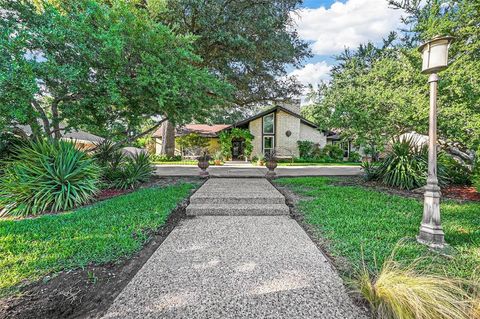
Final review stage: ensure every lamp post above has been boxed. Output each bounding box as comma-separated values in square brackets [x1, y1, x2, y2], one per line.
[417, 36, 454, 248]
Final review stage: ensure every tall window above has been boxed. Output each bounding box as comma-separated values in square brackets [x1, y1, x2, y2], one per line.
[263, 113, 274, 134]
[263, 136, 274, 155]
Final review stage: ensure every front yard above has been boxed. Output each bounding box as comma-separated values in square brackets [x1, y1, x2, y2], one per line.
[0, 182, 196, 297]
[274, 177, 480, 280]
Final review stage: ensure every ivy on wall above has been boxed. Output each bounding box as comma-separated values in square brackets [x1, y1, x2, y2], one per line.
[218, 128, 254, 159]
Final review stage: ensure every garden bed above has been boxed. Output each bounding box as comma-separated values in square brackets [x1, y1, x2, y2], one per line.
[0, 179, 201, 319]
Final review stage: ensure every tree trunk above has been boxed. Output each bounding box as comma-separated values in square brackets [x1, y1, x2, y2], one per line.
[51, 101, 61, 139]
[161, 120, 175, 157]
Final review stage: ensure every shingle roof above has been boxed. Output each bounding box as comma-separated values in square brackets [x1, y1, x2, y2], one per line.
[152, 124, 231, 138]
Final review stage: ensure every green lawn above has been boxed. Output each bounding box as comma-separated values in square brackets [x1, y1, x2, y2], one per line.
[276, 162, 361, 166]
[0, 183, 196, 296]
[274, 177, 480, 280]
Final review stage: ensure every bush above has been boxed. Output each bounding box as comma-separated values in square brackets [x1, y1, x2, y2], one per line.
[439, 154, 472, 186]
[323, 144, 344, 161]
[93, 140, 154, 189]
[473, 174, 480, 193]
[348, 151, 362, 162]
[151, 154, 182, 162]
[372, 137, 447, 190]
[355, 258, 472, 319]
[297, 140, 316, 158]
[0, 139, 100, 217]
[109, 153, 154, 190]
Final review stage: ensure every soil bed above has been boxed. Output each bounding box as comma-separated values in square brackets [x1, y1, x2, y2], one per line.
[0, 177, 203, 319]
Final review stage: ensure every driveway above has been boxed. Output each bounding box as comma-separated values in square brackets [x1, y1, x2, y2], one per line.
[154, 163, 362, 177]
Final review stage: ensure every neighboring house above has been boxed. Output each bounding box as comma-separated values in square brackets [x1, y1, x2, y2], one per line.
[152, 124, 230, 156]
[15, 124, 104, 150]
[152, 102, 328, 159]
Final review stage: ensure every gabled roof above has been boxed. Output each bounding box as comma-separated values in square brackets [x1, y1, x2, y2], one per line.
[15, 124, 104, 143]
[231, 105, 319, 129]
[152, 124, 231, 138]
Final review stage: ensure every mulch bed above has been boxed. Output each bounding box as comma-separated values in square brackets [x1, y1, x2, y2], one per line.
[0, 177, 203, 319]
[442, 185, 480, 201]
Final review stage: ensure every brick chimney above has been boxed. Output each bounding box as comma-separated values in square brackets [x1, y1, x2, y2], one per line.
[278, 99, 301, 115]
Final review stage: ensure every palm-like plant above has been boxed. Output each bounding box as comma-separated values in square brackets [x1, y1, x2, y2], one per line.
[0, 139, 100, 217]
[374, 136, 447, 190]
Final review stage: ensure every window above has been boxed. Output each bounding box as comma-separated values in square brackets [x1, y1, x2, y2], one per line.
[263, 113, 274, 134]
[263, 136, 274, 154]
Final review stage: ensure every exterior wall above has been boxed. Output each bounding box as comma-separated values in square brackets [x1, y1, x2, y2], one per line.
[299, 124, 326, 148]
[249, 117, 262, 158]
[275, 110, 300, 157]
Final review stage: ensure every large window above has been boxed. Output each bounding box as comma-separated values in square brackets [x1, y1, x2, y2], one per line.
[263, 113, 274, 134]
[263, 136, 274, 154]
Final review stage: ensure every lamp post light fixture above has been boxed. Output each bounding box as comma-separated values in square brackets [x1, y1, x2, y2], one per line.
[417, 35, 454, 248]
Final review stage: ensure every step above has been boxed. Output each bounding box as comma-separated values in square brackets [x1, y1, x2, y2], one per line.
[186, 203, 290, 216]
[189, 194, 285, 205]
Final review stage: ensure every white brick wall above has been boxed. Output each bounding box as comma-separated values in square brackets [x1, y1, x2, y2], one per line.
[249, 117, 262, 157]
[276, 110, 300, 157]
[300, 124, 327, 148]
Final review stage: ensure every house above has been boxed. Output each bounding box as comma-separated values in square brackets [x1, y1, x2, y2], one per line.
[152, 102, 329, 159]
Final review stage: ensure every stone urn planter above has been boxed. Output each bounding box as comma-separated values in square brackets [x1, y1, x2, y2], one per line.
[197, 153, 210, 177]
[264, 151, 277, 178]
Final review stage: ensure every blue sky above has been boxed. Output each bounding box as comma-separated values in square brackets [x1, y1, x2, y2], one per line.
[289, 0, 404, 92]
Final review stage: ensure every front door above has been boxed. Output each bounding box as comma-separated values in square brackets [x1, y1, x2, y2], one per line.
[232, 140, 244, 160]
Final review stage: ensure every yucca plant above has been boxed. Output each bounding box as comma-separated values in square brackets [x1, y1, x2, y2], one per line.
[0, 139, 100, 217]
[354, 258, 472, 319]
[110, 152, 154, 190]
[374, 136, 448, 190]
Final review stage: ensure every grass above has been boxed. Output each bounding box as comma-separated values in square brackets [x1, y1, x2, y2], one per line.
[274, 177, 480, 280]
[276, 162, 361, 166]
[0, 182, 196, 296]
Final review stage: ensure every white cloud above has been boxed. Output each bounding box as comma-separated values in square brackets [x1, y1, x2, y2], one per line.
[292, 0, 403, 55]
[289, 61, 332, 88]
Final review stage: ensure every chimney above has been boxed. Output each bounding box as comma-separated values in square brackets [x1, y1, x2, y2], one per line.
[278, 99, 301, 114]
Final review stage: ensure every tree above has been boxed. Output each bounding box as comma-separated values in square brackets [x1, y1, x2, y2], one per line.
[0, 0, 231, 140]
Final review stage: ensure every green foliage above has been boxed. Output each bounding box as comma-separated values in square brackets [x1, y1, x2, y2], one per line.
[473, 175, 480, 193]
[369, 137, 447, 190]
[109, 153, 154, 190]
[305, 0, 480, 155]
[274, 177, 480, 280]
[92, 141, 153, 189]
[176, 133, 210, 155]
[0, 0, 230, 139]
[297, 140, 316, 158]
[361, 161, 380, 181]
[159, 0, 310, 112]
[348, 151, 362, 162]
[0, 183, 196, 296]
[151, 154, 182, 162]
[439, 154, 472, 186]
[323, 144, 344, 161]
[218, 128, 253, 158]
[0, 139, 99, 217]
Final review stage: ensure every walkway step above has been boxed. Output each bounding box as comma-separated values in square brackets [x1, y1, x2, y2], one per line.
[186, 203, 289, 216]
[190, 193, 285, 205]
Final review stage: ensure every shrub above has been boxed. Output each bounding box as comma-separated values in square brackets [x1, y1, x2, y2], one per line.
[151, 154, 182, 162]
[93, 140, 154, 189]
[473, 174, 480, 193]
[323, 144, 344, 161]
[373, 137, 447, 190]
[297, 140, 316, 158]
[348, 151, 362, 162]
[0, 139, 100, 217]
[354, 259, 472, 319]
[439, 154, 472, 185]
[109, 153, 154, 190]
[361, 160, 379, 181]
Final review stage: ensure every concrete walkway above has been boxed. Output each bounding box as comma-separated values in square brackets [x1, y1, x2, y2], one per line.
[103, 179, 368, 319]
[155, 163, 362, 177]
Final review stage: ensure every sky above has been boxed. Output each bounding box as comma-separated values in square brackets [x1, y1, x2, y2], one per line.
[289, 0, 404, 91]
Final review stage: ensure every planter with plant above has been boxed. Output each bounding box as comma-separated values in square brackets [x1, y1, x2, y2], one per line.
[197, 152, 210, 176]
[213, 151, 223, 166]
[265, 151, 277, 177]
[256, 154, 265, 166]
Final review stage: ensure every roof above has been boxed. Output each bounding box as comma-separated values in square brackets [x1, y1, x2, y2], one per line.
[231, 105, 319, 130]
[15, 124, 104, 143]
[152, 124, 231, 138]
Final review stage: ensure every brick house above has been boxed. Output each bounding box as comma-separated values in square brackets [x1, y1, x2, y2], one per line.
[153, 102, 329, 159]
